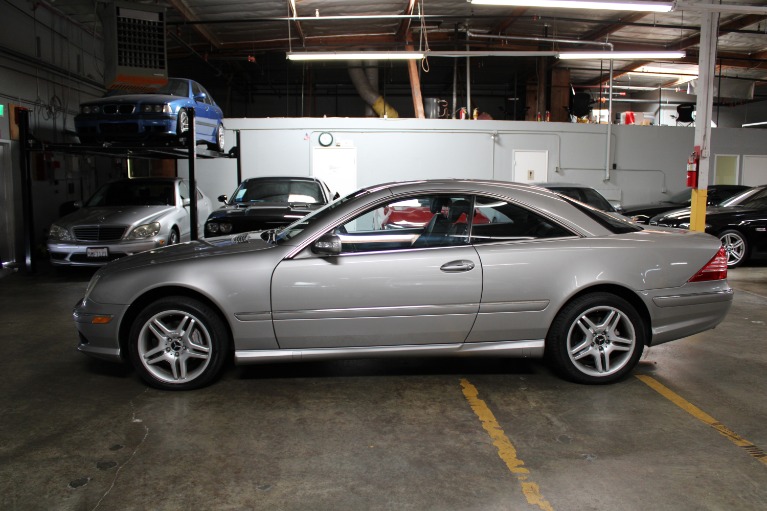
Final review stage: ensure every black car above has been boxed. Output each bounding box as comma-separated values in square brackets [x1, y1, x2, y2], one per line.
[537, 183, 617, 212]
[622, 185, 750, 224]
[204, 176, 336, 237]
[649, 184, 767, 267]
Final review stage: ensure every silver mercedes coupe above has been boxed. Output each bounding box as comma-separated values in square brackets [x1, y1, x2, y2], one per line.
[73, 180, 733, 390]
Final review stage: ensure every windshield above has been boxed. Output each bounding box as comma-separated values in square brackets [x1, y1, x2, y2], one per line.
[720, 187, 765, 207]
[734, 187, 767, 209]
[86, 180, 177, 207]
[668, 189, 692, 204]
[103, 79, 188, 98]
[231, 179, 324, 205]
[274, 188, 372, 242]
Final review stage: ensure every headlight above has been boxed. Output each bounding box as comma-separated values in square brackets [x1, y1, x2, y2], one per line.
[142, 104, 170, 113]
[206, 222, 232, 234]
[81, 105, 100, 114]
[128, 222, 161, 239]
[48, 224, 72, 241]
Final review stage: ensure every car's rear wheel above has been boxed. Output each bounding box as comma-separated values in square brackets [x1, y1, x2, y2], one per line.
[207, 124, 225, 152]
[719, 229, 748, 268]
[547, 293, 645, 384]
[128, 297, 229, 390]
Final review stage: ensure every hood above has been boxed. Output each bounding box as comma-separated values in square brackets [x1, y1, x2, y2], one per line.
[100, 232, 275, 272]
[209, 202, 321, 219]
[654, 205, 750, 223]
[57, 206, 174, 228]
[622, 201, 679, 213]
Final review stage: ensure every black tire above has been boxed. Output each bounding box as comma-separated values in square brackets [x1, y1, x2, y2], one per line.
[176, 108, 189, 144]
[719, 229, 749, 268]
[168, 227, 180, 246]
[546, 292, 645, 384]
[128, 296, 229, 390]
[207, 124, 225, 152]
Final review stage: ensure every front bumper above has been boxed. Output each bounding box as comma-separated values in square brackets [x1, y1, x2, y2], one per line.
[48, 238, 165, 267]
[75, 113, 178, 141]
[73, 298, 129, 362]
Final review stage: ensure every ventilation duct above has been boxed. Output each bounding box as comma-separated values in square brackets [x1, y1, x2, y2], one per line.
[99, 1, 167, 90]
[348, 62, 399, 118]
[687, 78, 754, 100]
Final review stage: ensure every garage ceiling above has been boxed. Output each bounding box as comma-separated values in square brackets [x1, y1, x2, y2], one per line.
[52, 0, 767, 110]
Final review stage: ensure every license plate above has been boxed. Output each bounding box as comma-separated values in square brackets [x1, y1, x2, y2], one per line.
[86, 247, 109, 258]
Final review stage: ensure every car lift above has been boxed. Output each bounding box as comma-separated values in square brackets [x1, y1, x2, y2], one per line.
[15, 107, 240, 273]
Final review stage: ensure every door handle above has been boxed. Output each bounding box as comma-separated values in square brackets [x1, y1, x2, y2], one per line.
[440, 260, 476, 272]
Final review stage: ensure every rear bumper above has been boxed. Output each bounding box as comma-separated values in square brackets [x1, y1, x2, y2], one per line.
[647, 287, 733, 345]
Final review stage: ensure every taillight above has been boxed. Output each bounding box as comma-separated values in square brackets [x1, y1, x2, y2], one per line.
[688, 246, 728, 282]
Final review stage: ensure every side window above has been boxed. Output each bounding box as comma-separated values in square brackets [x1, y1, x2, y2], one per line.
[178, 181, 190, 201]
[192, 83, 205, 103]
[333, 194, 473, 253]
[471, 196, 573, 244]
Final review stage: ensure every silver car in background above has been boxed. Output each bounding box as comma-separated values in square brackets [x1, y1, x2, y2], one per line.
[74, 180, 732, 390]
[48, 177, 212, 266]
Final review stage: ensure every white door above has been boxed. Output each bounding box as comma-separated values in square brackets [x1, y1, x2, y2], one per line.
[714, 155, 739, 185]
[512, 150, 548, 183]
[742, 155, 767, 186]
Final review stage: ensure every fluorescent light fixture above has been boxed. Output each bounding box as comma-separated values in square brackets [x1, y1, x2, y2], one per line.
[742, 121, 767, 128]
[287, 51, 425, 61]
[558, 51, 686, 60]
[468, 0, 673, 12]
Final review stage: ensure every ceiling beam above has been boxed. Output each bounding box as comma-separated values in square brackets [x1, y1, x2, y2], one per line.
[668, 14, 767, 51]
[287, 0, 306, 47]
[396, 0, 418, 41]
[580, 12, 649, 42]
[167, 0, 223, 49]
[491, 7, 529, 34]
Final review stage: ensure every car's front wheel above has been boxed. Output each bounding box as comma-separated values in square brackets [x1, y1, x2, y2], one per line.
[176, 108, 189, 143]
[719, 229, 748, 268]
[128, 297, 229, 390]
[547, 293, 645, 384]
[168, 227, 179, 246]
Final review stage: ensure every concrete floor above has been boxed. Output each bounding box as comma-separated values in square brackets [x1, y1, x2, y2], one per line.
[1, 262, 766, 511]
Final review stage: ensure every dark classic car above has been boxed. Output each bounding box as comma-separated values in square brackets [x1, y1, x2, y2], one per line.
[75, 78, 225, 151]
[204, 176, 336, 237]
[622, 185, 750, 224]
[649, 184, 767, 267]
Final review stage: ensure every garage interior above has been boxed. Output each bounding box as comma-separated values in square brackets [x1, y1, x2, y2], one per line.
[2, 0, 767, 510]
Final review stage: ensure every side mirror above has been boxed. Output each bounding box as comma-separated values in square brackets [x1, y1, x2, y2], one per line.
[182, 197, 191, 207]
[217, 194, 228, 203]
[194, 92, 208, 102]
[311, 234, 342, 256]
[332, 192, 340, 200]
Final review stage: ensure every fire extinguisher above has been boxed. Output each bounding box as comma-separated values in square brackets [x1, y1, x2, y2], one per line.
[686, 151, 699, 188]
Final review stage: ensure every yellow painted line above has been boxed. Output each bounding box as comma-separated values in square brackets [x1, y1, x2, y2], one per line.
[636, 375, 767, 466]
[460, 379, 554, 511]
